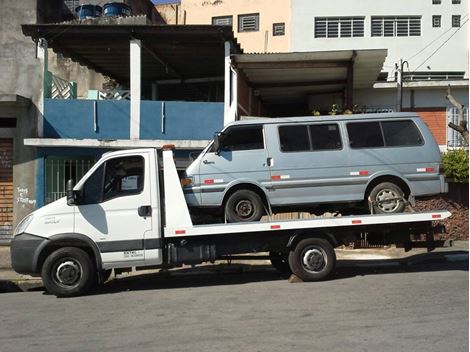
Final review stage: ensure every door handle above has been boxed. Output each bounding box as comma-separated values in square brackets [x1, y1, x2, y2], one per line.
[203, 160, 214, 164]
[266, 157, 273, 167]
[138, 205, 152, 217]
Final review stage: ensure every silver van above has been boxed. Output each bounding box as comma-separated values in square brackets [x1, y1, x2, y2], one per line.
[182, 112, 448, 222]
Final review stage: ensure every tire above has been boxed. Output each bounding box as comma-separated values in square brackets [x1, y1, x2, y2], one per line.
[41, 247, 96, 297]
[368, 182, 406, 214]
[269, 251, 292, 274]
[288, 238, 336, 281]
[225, 189, 264, 222]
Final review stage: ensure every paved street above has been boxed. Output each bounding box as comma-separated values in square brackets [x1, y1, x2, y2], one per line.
[0, 259, 468, 352]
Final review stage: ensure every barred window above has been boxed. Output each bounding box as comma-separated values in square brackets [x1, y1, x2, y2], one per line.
[452, 15, 461, 27]
[315, 17, 365, 38]
[432, 0, 441, 4]
[452, 0, 461, 4]
[238, 13, 259, 32]
[371, 16, 421, 37]
[212, 16, 233, 27]
[432, 15, 441, 28]
[273, 23, 285, 36]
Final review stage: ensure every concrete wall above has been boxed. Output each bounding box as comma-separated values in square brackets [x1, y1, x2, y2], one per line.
[180, 0, 291, 53]
[44, 99, 224, 140]
[291, 0, 469, 79]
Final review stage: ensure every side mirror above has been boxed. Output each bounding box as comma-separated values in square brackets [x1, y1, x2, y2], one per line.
[66, 179, 75, 206]
[213, 132, 224, 155]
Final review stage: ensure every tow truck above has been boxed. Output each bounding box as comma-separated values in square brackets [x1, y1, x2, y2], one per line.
[11, 146, 450, 297]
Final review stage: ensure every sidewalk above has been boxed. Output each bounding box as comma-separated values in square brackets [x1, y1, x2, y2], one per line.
[1, 241, 468, 293]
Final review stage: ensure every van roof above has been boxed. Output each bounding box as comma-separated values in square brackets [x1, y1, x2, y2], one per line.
[227, 112, 420, 127]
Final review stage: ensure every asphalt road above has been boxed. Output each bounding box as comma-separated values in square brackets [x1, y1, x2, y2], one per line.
[0, 259, 468, 352]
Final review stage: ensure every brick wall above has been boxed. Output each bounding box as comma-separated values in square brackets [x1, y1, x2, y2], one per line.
[410, 108, 447, 146]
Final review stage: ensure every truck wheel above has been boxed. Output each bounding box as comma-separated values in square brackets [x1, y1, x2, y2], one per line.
[225, 190, 264, 222]
[288, 238, 336, 281]
[269, 251, 291, 274]
[41, 247, 96, 297]
[368, 182, 406, 214]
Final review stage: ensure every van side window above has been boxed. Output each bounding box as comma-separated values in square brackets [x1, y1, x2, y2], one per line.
[382, 120, 423, 146]
[347, 122, 385, 148]
[310, 124, 342, 150]
[221, 126, 264, 151]
[279, 125, 310, 152]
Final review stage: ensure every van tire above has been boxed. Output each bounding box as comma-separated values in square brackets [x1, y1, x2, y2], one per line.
[368, 182, 406, 214]
[41, 247, 96, 297]
[288, 238, 336, 281]
[225, 189, 264, 222]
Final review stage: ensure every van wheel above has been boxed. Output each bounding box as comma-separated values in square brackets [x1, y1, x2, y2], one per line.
[288, 238, 336, 281]
[41, 247, 96, 297]
[269, 251, 292, 274]
[368, 182, 406, 214]
[225, 190, 264, 222]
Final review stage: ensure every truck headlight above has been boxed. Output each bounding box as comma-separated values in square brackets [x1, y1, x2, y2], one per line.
[14, 214, 34, 236]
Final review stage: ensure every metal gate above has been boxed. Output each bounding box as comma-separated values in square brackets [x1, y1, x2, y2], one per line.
[0, 139, 13, 236]
[45, 157, 96, 204]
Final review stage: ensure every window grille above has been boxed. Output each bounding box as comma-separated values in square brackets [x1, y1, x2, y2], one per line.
[273, 23, 285, 36]
[432, 0, 441, 4]
[452, 0, 460, 3]
[64, 0, 80, 13]
[315, 17, 364, 38]
[371, 16, 421, 37]
[447, 107, 469, 148]
[238, 13, 259, 32]
[433, 15, 441, 27]
[452, 15, 461, 27]
[212, 16, 232, 27]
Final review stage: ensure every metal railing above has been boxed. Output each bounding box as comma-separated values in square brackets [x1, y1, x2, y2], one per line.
[51, 74, 76, 99]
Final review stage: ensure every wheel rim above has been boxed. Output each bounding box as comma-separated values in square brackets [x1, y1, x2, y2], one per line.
[234, 199, 254, 219]
[53, 258, 83, 289]
[376, 188, 401, 213]
[301, 246, 327, 273]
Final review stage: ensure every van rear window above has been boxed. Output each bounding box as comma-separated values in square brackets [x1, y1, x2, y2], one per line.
[347, 120, 423, 148]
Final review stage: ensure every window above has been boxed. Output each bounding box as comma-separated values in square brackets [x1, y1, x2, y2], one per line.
[315, 17, 365, 38]
[279, 126, 310, 152]
[382, 121, 423, 146]
[433, 15, 441, 27]
[80, 156, 144, 204]
[238, 13, 259, 32]
[371, 16, 421, 37]
[279, 124, 342, 152]
[220, 126, 264, 151]
[212, 16, 233, 27]
[432, 0, 441, 4]
[347, 120, 423, 148]
[273, 23, 285, 36]
[452, 15, 461, 27]
[452, 0, 461, 3]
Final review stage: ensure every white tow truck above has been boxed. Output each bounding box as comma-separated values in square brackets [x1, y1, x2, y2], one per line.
[11, 146, 451, 297]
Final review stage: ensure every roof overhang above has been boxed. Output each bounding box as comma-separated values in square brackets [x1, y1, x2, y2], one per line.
[232, 49, 387, 104]
[22, 24, 242, 83]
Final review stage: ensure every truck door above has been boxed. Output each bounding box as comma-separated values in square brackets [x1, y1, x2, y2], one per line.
[74, 152, 158, 268]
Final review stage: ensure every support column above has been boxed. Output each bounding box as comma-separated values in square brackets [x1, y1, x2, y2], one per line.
[224, 41, 232, 126]
[345, 60, 354, 109]
[130, 39, 141, 139]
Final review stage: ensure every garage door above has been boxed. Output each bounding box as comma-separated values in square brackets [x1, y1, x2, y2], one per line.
[0, 139, 13, 236]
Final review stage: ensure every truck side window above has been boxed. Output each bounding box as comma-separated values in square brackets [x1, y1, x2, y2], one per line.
[279, 125, 310, 152]
[81, 164, 105, 205]
[102, 156, 144, 202]
[220, 126, 264, 151]
[382, 120, 424, 147]
[309, 124, 342, 150]
[347, 122, 385, 148]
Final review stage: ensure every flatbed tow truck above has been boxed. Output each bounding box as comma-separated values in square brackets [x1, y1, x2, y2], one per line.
[10, 147, 451, 297]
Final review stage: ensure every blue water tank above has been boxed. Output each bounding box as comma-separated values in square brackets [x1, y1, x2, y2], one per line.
[103, 3, 132, 17]
[75, 5, 103, 19]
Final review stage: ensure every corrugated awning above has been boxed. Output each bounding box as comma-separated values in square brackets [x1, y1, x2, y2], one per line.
[22, 24, 242, 83]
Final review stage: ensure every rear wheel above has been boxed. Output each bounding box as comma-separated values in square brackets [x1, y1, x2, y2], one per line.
[368, 182, 406, 214]
[288, 238, 336, 281]
[225, 189, 264, 222]
[41, 247, 96, 297]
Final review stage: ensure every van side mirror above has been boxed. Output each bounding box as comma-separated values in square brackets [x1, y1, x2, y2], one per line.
[66, 179, 76, 206]
[213, 132, 224, 155]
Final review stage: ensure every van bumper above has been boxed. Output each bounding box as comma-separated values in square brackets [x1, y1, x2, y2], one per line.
[10, 233, 49, 275]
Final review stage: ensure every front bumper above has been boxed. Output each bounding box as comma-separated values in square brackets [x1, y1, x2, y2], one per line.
[10, 233, 49, 275]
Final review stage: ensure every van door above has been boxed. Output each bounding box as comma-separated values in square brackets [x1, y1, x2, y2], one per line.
[74, 152, 158, 268]
[198, 125, 271, 206]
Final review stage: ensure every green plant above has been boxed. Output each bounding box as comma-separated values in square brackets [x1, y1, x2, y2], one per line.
[442, 149, 469, 182]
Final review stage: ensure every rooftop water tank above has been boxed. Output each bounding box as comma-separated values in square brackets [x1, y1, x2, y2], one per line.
[75, 5, 103, 20]
[103, 2, 132, 17]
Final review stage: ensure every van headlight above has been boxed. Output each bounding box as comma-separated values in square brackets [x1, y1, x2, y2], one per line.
[14, 214, 34, 236]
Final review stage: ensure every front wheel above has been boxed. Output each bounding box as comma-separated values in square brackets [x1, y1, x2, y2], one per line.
[288, 238, 336, 281]
[41, 247, 96, 297]
[225, 189, 264, 222]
